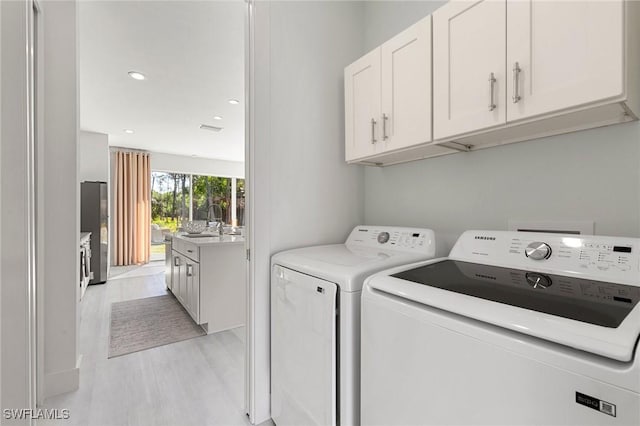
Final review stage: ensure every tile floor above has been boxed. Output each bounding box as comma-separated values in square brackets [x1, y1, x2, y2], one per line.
[40, 262, 250, 426]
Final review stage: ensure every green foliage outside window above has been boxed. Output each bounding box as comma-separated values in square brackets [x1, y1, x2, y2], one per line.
[151, 172, 245, 232]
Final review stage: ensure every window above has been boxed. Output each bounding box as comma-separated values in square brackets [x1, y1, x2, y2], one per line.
[151, 172, 191, 232]
[152, 172, 244, 229]
[191, 175, 232, 223]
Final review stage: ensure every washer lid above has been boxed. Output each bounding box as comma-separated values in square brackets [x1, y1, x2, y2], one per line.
[393, 260, 640, 328]
[272, 244, 432, 292]
[367, 258, 640, 362]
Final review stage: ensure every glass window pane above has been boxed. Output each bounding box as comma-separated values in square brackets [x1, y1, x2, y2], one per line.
[151, 171, 191, 232]
[191, 175, 232, 224]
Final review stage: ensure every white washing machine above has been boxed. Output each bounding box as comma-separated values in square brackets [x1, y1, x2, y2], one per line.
[361, 230, 640, 426]
[271, 226, 436, 426]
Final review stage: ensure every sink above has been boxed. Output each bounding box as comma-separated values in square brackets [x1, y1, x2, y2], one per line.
[183, 234, 219, 238]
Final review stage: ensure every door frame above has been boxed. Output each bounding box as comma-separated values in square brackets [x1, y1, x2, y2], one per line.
[244, 0, 272, 423]
[0, 0, 40, 415]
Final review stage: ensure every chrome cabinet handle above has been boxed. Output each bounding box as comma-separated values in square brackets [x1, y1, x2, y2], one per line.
[488, 72, 497, 111]
[382, 114, 389, 141]
[174, 256, 180, 266]
[187, 264, 193, 277]
[512, 62, 521, 103]
[371, 118, 378, 143]
[371, 118, 377, 144]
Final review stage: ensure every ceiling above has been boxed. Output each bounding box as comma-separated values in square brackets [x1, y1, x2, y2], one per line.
[79, 1, 245, 162]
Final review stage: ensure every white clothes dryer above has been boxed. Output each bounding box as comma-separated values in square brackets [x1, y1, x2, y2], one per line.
[271, 226, 436, 426]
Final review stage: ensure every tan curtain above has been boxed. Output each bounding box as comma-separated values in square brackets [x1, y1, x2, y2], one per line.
[113, 150, 151, 265]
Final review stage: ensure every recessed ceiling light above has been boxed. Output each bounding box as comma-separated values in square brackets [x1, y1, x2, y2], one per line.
[213, 115, 223, 120]
[124, 129, 135, 134]
[128, 71, 146, 80]
[200, 124, 223, 132]
[228, 99, 240, 105]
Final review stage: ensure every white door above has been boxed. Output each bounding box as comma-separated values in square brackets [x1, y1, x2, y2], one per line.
[506, 0, 624, 122]
[344, 48, 381, 161]
[271, 265, 338, 426]
[381, 16, 432, 151]
[433, 0, 507, 140]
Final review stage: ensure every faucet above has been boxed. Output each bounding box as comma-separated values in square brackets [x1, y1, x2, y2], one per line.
[207, 204, 224, 236]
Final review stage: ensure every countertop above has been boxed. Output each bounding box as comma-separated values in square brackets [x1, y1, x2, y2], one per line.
[173, 232, 245, 246]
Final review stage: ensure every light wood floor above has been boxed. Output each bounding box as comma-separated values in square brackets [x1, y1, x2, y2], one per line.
[40, 262, 250, 426]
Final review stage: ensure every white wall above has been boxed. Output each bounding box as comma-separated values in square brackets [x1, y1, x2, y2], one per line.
[79, 130, 109, 182]
[366, 123, 640, 256]
[249, 1, 365, 422]
[363, 0, 445, 51]
[42, 0, 80, 398]
[362, 1, 640, 256]
[151, 151, 244, 178]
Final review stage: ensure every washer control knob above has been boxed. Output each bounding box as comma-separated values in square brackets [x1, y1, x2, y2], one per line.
[377, 232, 390, 244]
[525, 242, 552, 260]
[525, 272, 552, 289]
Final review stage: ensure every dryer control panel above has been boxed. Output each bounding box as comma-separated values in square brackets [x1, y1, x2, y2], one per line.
[346, 226, 436, 256]
[449, 230, 640, 286]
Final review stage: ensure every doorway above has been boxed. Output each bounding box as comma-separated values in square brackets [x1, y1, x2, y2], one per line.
[38, 1, 250, 424]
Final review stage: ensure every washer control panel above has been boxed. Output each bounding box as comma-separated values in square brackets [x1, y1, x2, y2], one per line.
[346, 226, 435, 256]
[450, 230, 640, 286]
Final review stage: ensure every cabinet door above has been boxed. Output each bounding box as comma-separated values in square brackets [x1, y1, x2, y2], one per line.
[344, 48, 381, 161]
[381, 16, 432, 151]
[433, 0, 507, 140]
[186, 262, 200, 323]
[507, 0, 624, 122]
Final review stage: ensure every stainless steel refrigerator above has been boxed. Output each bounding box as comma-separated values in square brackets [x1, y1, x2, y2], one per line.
[81, 181, 108, 284]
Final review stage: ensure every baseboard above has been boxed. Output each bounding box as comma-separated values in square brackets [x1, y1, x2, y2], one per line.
[43, 357, 81, 398]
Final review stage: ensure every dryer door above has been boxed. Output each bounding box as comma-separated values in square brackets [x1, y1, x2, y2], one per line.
[271, 265, 338, 426]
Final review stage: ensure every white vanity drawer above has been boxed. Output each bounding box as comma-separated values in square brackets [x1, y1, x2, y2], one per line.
[174, 238, 199, 262]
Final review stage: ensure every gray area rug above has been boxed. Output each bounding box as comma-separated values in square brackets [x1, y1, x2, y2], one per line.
[109, 294, 205, 358]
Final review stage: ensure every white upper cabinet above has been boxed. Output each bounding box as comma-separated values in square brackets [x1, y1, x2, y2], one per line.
[344, 49, 381, 161]
[345, 16, 446, 164]
[380, 17, 432, 152]
[433, 0, 507, 140]
[506, 0, 625, 122]
[346, 0, 638, 166]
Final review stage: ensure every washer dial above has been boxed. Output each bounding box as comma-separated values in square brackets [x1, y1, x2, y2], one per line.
[377, 232, 390, 244]
[525, 242, 552, 260]
[525, 272, 552, 289]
